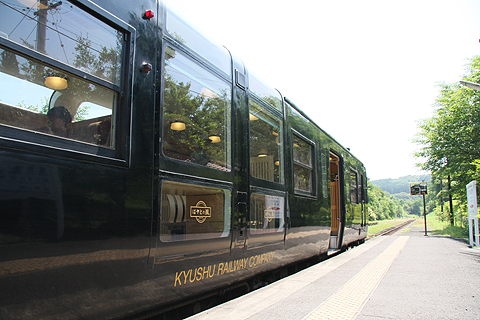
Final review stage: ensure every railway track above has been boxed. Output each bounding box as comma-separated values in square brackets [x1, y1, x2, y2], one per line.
[367, 219, 416, 239]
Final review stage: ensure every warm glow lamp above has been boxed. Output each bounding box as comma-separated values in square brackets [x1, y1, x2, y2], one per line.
[258, 149, 268, 157]
[209, 135, 221, 143]
[170, 121, 186, 131]
[44, 76, 68, 90]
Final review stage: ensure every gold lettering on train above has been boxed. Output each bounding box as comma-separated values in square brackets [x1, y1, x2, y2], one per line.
[173, 252, 275, 287]
[190, 201, 212, 223]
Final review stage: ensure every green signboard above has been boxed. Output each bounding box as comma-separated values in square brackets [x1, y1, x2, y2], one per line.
[410, 182, 427, 195]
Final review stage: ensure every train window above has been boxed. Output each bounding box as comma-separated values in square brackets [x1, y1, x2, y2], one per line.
[0, 0, 123, 86]
[0, 0, 128, 154]
[160, 181, 231, 242]
[321, 152, 328, 198]
[350, 169, 358, 204]
[250, 193, 284, 234]
[165, 8, 231, 76]
[162, 47, 231, 171]
[293, 133, 314, 194]
[249, 100, 283, 183]
[0, 48, 117, 149]
[362, 174, 368, 203]
[249, 72, 282, 112]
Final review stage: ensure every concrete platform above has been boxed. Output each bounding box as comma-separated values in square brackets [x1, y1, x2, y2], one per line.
[187, 224, 480, 320]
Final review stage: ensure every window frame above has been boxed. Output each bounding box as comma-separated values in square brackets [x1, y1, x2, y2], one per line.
[159, 40, 234, 180]
[249, 189, 286, 235]
[155, 177, 233, 259]
[349, 167, 359, 204]
[248, 94, 285, 188]
[0, 0, 134, 165]
[291, 129, 316, 198]
[363, 174, 369, 203]
[159, 179, 232, 243]
[165, 8, 231, 77]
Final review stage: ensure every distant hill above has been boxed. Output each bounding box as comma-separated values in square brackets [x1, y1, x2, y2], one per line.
[372, 174, 431, 198]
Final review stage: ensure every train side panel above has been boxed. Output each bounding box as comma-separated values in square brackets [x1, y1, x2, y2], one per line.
[0, 0, 158, 318]
[342, 155, 369, 246]
[0, 0, 368, 319]
[284, 101, 330, 259]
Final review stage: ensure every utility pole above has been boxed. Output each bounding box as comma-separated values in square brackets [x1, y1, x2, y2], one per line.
[440, 178, 443, 213]
[423, 193, 427, 236]
[34, 1, 63, 53]
[448, 175, 454, 226]
[34, 0, 49, 53]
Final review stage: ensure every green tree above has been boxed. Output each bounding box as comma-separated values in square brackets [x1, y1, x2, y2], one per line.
[162, 73, 230, 167]
[368, 182, 407, 221]
[17, 97, 49, 114]
[414, 55, 480, 217]
[73, 35, 121, 83]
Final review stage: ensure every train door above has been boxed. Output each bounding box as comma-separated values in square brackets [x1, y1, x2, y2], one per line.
[329, 152, 344, 250]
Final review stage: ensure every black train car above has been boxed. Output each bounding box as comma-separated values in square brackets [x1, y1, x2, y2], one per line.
[0, 0, 368, 318]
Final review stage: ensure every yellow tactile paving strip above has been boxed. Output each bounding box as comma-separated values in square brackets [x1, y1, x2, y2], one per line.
[304, 236, 409, 320]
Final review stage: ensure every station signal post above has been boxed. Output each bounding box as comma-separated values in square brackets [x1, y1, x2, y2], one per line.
[410, 182, 428, 236]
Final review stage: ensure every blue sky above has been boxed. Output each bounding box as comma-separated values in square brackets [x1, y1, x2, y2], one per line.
[167, 0, 480, 180]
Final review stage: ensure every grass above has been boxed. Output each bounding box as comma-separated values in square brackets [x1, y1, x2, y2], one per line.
[370, 215, 468, 239]
[426, 214, 468, 238]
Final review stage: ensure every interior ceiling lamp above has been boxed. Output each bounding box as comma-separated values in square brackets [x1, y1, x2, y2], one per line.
[44, 74, 68, 90]
[170, 120, 186, 131]
[17, 0, 48, 9]
[273, 131, 279, 144]
[258, 149, 268, 158]
[208, 135, 221, 143]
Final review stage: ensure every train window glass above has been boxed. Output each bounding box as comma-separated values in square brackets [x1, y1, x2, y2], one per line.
[249, 72, 282, 112]
[362, 174, 368, 203]
[0, 48, 116, 148]
[0, 0, 123, 85]
[163, 48, 231, 172]
[165, 8, 231, 76]
[160, 181, 231, 242]
[293, 134, 314, 194]
[250, 193, 284, 234]
[249, 100, 283, 183]
[321, 152, 328, 197]
[350, 169, 358, 204]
